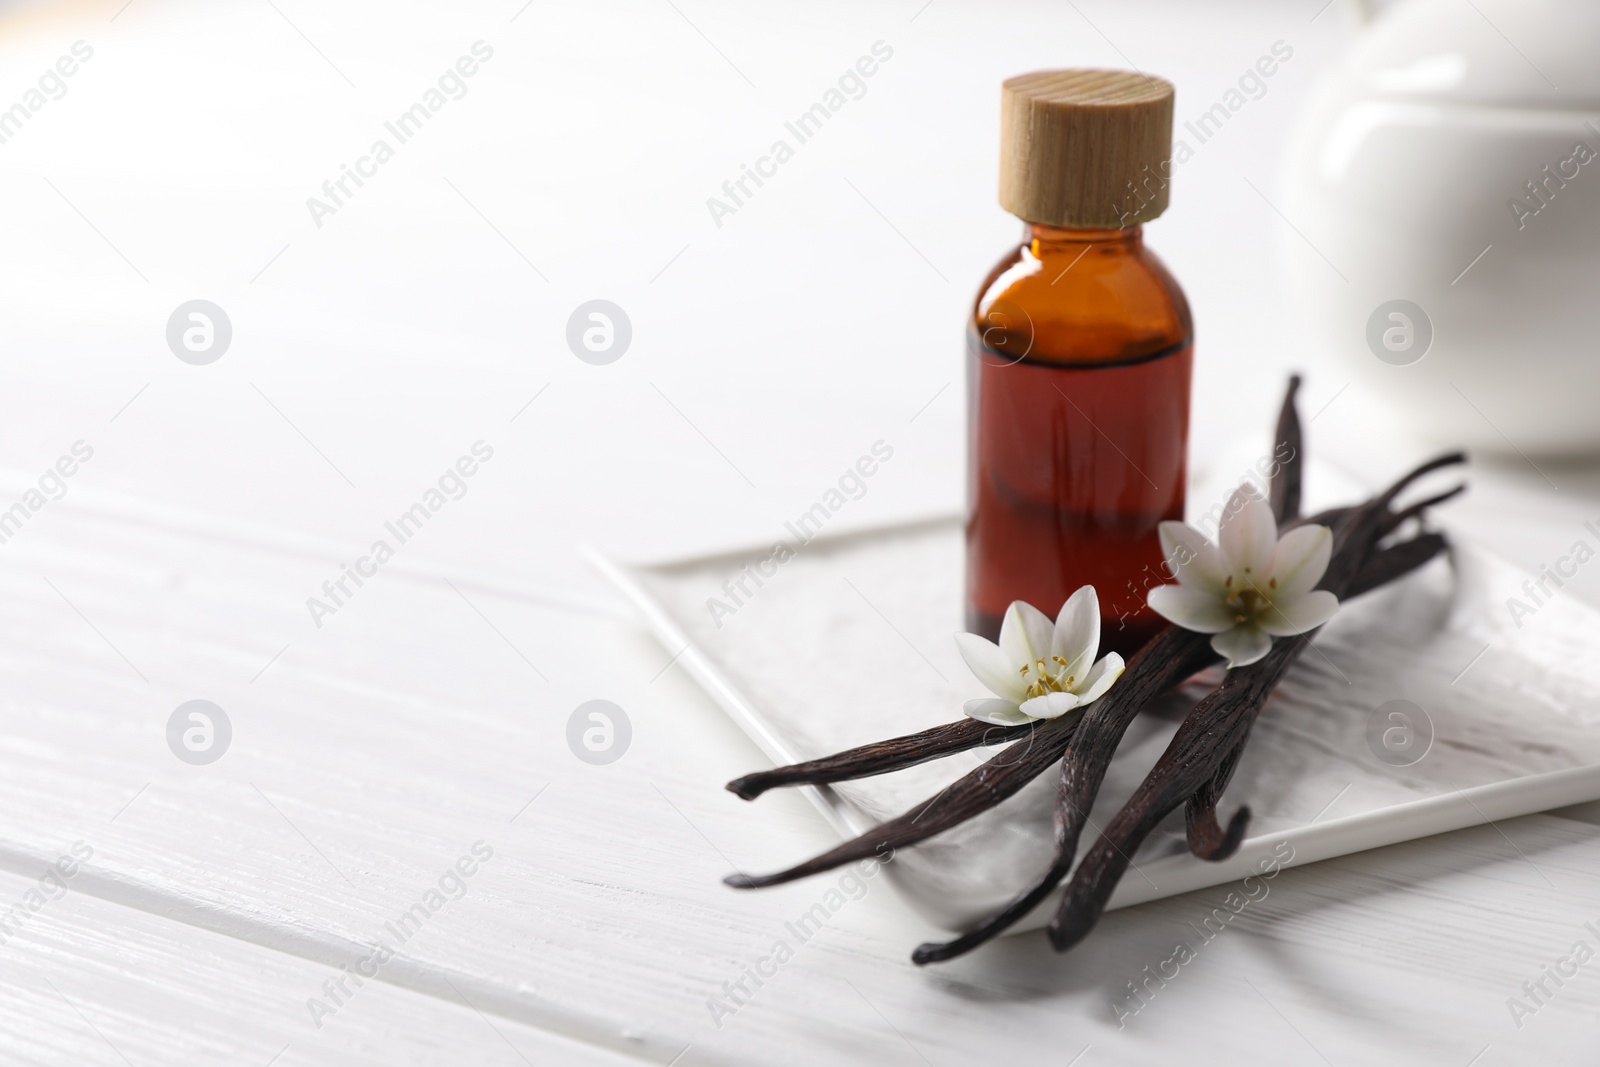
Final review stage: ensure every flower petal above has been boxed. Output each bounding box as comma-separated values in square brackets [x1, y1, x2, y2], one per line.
[1210, 623, 1272, 668]
[1269, 524, 1332, 595]
[1257, 589, 1340, 637]
[1148, 584, 1236, 634]
[1019, 691, 1081, 719]
[1051, 585, 1100, 685]
[1073, 652, 1125, 705]
[1218, 487, 1277, 582]
[1159, 521, 1227, 594]
[955, 632, 1027, 703]
[998, 601, 1054, 673]
[963, 698, 1035, 726]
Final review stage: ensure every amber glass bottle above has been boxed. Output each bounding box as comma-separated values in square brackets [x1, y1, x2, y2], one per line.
[966, 70, 1192, 657]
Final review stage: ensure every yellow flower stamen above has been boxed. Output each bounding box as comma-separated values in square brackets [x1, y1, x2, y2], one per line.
[1020, 656, 1078, 700]
[1223, 575, 1274, 625]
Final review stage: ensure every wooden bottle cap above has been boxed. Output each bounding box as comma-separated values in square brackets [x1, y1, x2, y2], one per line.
[999, 69, 1175, 228]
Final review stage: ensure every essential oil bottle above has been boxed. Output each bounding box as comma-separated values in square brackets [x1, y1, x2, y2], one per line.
[966, 70, 1193, 657]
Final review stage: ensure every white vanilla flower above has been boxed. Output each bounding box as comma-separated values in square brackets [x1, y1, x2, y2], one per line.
[955, 586, 1125, 726]
[1147, 486, 1340, 668]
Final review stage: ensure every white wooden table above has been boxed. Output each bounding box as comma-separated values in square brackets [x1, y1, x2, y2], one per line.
[2, 0, 1597, 1062]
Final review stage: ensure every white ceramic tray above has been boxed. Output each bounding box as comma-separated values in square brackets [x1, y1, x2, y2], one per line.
[590, 509, 1600, 935]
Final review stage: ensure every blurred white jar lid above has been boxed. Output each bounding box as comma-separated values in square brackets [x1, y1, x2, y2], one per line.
[1279, 0, 1600, 455]
[1341, 0, 1600, 109]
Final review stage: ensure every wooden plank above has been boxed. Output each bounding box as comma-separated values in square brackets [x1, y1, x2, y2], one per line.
[1, 499, 1598, 1063]
[1, 1, 1596, 1063]
[0, 866, 649, 1066]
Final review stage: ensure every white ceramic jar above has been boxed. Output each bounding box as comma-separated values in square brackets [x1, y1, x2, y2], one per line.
[1281, 0, 1600, 454]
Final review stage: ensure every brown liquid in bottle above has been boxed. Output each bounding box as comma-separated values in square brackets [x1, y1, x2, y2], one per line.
[966, 223, 1193, 657]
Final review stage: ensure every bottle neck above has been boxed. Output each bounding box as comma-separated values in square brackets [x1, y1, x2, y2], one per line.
[1023, 221, 1143, 257]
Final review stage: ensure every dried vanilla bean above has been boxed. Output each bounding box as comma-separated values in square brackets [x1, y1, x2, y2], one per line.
[736, 511, 1465, 908]
[725, 531, 1442, 808]
[721, 377, 1466, 969]
[725, 524, 1437, 816]
[723, 712, 1081, 889]
[912, 386, 1459, 963]
[726, 719, 1035, 801]
[1047, 452, 1466, 952]
[1183, 529, 1451, 859]
[1268, 374, 1303, 521]
[909, 521, 1449, 963]
[908, 623, 1214, 962]
[915, 377, 1315, 962]
[1186, 382, 1309, 862]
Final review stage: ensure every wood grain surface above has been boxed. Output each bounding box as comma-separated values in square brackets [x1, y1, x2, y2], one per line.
[2, 0, 1597, 1063]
